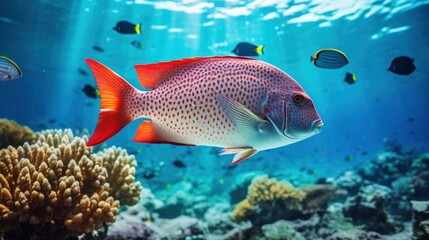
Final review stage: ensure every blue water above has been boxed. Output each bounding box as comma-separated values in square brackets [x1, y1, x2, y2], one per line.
[1, 0, 429, 189]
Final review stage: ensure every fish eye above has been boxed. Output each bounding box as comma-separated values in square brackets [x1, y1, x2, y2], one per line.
[293, 94, 304, 104]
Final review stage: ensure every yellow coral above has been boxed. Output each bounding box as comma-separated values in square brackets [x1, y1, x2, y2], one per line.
[231, 199, 253, 222]
[0, 118, 35, 149]
[0, 129, 141, 234]
[97, 146, 141, 205]
[232, 175, 306, 222]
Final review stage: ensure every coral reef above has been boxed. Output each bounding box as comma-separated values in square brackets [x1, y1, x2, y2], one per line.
[331, 171, 363, 196]
[160, 215, 209, 239]
[411, 201, 429, 240]
[155, 180, 215, 219]
[0, 129, 141, 239]
[343, 184, 400, 234]
[96, 146, 142, 206]
[107, 214, 167, 240]
[100, 148, 429, 240]
[231, 175, 306, 225]
[0, 118, 35, 149]
[326, 229, 384, 240]
[261, 220, 306, 240]
[229, 171, 265, 204]
[301, 184, 339, 214]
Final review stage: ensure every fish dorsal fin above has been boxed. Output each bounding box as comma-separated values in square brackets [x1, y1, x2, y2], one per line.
[134, 56, 256, 90]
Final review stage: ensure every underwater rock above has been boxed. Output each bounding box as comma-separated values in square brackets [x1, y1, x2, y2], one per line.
[353, 150, 429, 222]
[261, 220, 306, 240]
[155, 191, 187, 218]
[358, 151, 411, 186]
[212, 221, 252, 240]
[409, 153, 429, 200]
[386, 223, 413, 240]
[343, 184, 399, 234]
[325, 203, 354, 234]
[203, 202, 254, 240]
[411, 201, 429, 240]
[283, 214, 324, 240]
[0, 129, 141, 238]
[204, 203, 234, 234]
[124, 187, 164, 215]
[156, 181, 213, 219]
[107, 214, 167, 240]
[0, 118, 35, 149]
[160, 215, 209, 240]
[326, 229, 383, 240]
[156, 189, 210, 219]
[332, 171, 363, 196]
[391, 176, 412, 197]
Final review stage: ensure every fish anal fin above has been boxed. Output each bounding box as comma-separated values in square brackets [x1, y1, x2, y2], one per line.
[133, 120, 195, 146]
[135, 56, 256, 90]
[133, 120, 156, 143]
[223, 148, 257, 165]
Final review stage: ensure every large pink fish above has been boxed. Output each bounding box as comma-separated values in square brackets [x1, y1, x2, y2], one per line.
[85, 56, 323, 164]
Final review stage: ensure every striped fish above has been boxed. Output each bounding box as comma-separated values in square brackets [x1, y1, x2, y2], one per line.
[311, 48, 349, 69]
[0, 56, 22, 81]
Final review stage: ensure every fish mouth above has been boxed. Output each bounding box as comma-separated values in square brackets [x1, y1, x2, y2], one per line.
[311, 119, 324, 134]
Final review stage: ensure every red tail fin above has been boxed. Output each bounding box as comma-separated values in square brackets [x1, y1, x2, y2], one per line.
[85, 59, 136, 146]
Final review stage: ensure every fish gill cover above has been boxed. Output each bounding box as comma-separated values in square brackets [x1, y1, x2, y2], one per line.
[0, 0, 429, 239]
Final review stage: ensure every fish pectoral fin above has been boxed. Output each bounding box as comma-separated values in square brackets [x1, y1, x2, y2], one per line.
[216, 94, 266, 135]
[222, 148, 257, 165]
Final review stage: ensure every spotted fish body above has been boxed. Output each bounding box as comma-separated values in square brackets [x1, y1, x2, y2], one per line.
[85, 56, 323, 164]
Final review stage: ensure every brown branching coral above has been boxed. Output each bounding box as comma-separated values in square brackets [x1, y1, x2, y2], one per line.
[0, 118, 35, 149]
[97, 147, 141, 206]
[0, 129, 141, 237]
[232, 175, 306, 223]
[301, 184, 338, 214]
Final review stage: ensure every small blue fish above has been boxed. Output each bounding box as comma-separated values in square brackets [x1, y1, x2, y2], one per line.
[311, 48, 349, 69]
[388, 56, 415, 75]
[92, 45, 105, 52]
[232, 42, 264, 57]
[113, 21, 141, 34]
[82, 84, 100, 99]
[0, 56, 22, 81]
[131, 40, 143, 49]
[344, 72, 357, 84]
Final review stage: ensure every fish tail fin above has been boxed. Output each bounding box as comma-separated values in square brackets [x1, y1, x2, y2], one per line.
[135, 23, 141, 34]
[256, 45, 264, 55]
[85, 58, 137, 146]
